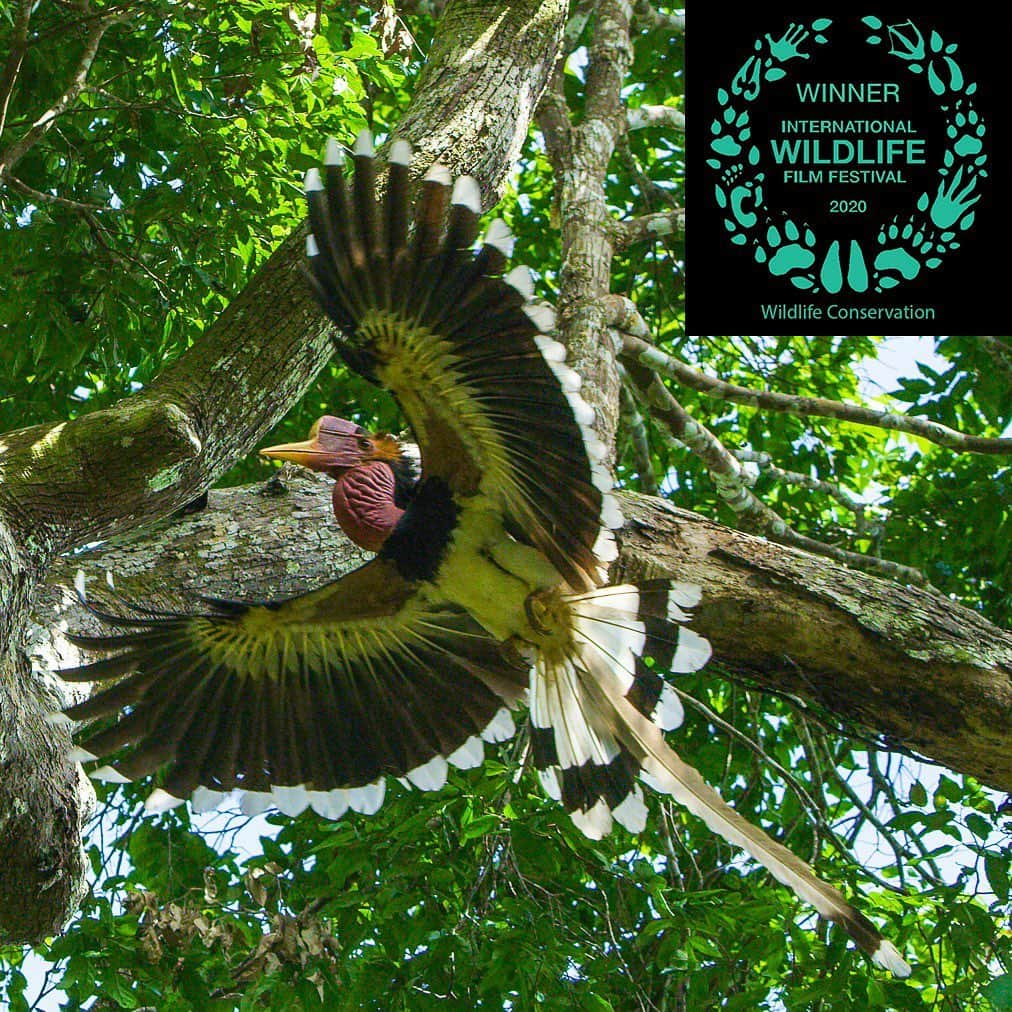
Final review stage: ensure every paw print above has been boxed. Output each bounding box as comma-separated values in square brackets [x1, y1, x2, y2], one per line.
[755, 218, 817, 288]
[873, 218, 929, 289]
[874, 216, 967, 290]
[948, 106, 986, 159]
[710, 106, 752, 159]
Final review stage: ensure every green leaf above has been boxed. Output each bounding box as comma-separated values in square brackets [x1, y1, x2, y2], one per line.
[984, 973, 1012, 1010]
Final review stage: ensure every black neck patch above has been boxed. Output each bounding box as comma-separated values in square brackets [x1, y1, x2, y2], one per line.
[390, 455, 419, 509]
[380, 476, 459, 583]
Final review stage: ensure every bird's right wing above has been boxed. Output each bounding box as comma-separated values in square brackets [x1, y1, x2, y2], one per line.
[58, 558, 528, 817]
[303, 133, 619, 592]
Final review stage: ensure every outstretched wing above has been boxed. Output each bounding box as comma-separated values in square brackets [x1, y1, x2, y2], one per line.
[59, 560, 527, 816]
[303, 132, 619, 592]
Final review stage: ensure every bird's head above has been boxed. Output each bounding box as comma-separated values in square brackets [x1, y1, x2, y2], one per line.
[260, 415, 403, 478]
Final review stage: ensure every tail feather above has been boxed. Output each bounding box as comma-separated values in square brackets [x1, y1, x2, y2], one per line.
[531, 580, 911, 977]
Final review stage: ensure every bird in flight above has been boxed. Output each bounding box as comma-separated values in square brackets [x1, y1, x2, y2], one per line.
[57, 131, 910, 977]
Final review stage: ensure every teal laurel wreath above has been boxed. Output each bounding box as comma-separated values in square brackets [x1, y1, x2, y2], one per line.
[707, 17, 988, 293]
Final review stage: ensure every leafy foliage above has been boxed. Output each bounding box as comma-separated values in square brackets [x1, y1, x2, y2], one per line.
[1, 2, 1010, 1010]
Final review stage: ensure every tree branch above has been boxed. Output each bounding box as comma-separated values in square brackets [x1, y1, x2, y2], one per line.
[609, 207, 685, 250]
[622, 331, 1012, 456]
[633, 1, 685, 33]
[615, 332, 929, 586]
[0, 7, 126, 179]
[626, 104, 684, 131]
[0, 0, 34, 140]
[5, 173, 120, 213]
[38, 471, 1012, 798]
[543, 0, 634, 454]
[618, 382, 658, 493]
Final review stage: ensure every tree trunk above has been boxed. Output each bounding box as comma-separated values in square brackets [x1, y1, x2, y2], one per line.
[0, 0, 568, 943]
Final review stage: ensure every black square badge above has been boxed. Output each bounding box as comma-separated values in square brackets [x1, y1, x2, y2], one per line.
[689, 6, 1009, 335]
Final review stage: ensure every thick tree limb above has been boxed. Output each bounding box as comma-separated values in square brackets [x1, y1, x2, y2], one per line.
[38, 471, 1012, 799]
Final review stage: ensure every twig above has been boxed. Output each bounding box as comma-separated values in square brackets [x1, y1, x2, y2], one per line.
[0, 7, 127, 177]
[821, 739, 945, 889]
[6, 174, 118, 214]
[0, 0, 34, 140]
[535, 62, 572, 167]
[732, 447, 880, 536]
[616, 333, 930, 585]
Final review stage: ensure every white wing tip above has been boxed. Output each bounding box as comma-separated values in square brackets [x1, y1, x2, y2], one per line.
[309, 790, 350, 821]
[538, 768, 562, 801]
[523, 302, 556, 333]
[504, 265, 534, 300]
[68, 745, 98, 763]
[600, 492, 624, 531]
[484, 218, 515, 257]
[534, 335, 566, 362]
[191, 787, 227, 814]
[569, 799, 612, 840]
[670, 627, 712, 673]
[447, 736, 485, 770]
[655, 683, 685, 731]
[593, 527, 619, 564]
[451, 175, 482, 214]
[271, 784, 310, 816]
[668, 582, 703, 611]
[324, 136, 345, 166]
[567, 391, 595, 428]
[91, 765, 131, 784]
[872, 940, 912, 978]
[145, 788, 185, 812]
[353, 129, 374, 157]
[240, 790, 273, 816]
[405, 755, 449, 792]
[611, 788, 649, 834]
[481, 707, 516, 743]
[424, 162, 452, 186]
[389, 138, 412, 165]
[347, 779, 386, 814]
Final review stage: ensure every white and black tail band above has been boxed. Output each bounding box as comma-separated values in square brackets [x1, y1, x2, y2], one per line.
[576, 655, 913, 978]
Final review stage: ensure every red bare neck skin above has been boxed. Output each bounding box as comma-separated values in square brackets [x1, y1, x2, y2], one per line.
[331, 461, 404, 551]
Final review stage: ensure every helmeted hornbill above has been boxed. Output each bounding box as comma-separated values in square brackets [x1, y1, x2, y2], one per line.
[56, 132, 910, 977]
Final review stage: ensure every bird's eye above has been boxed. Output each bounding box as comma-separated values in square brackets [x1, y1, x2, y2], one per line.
[358, 438, 372, 451]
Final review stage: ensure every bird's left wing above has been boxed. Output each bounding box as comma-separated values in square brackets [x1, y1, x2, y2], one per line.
[303, 133, 619, 592]
[58, 559, 527, 816]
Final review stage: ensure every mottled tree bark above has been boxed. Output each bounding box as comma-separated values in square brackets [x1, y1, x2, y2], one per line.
[540, 0, 634, 458]
[0, 0, 568, 943]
